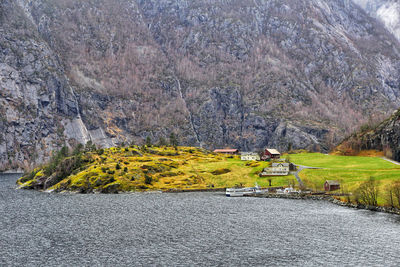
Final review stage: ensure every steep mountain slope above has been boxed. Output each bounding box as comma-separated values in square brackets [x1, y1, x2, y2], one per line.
[0, 0, 91, 170]
[2, 0, 400, 170]
[337, 108, 400, 161]
[353, 0, 400, 40]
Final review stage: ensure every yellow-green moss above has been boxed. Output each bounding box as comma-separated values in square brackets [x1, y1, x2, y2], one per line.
[27, 146, 293, 192]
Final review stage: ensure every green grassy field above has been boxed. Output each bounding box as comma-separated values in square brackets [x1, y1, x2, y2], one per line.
[289, 153, 400, 205]
[288, 153, 396, 169]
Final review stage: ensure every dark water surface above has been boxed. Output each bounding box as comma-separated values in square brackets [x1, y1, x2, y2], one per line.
[1, 173, 400, 266]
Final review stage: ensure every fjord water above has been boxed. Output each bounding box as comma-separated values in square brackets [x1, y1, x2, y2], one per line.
[1, 174, 400, 266]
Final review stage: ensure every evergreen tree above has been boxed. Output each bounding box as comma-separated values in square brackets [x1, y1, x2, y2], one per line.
[158, 136, 167, 147]
[59, 146, 69, 157]
[146, 136, 152, 147]
[73, 143, 84, 156]
[85, 140, 96, 152]
[129, 140, 135, 147]
[169, 132, 178, 149]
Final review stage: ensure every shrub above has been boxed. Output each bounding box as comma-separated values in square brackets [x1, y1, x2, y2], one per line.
[140, 163, 170, 173]
[245, 162, 260, 167]
[211, 168, 231, 175]
[116, 163, 121, 170]
[144, 175, 153, 185]
[19, 170, 37, 184]
[123, 167, 128, 172]
[98, 149, 104, 155]
[138, 185, 148, 189]
[107, 170, 115, 175]
[158, 171, 179, 177]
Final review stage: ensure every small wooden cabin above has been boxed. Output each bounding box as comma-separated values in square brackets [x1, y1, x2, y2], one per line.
[213, 149, 239, 155]
[324, 180, 340, 191]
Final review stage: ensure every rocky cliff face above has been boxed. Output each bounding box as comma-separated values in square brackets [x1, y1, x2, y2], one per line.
[353, 0, 400, 41]
[2, 0, 400, 170]
[0, 0, 91, 170]
[337, 108, 400, 161]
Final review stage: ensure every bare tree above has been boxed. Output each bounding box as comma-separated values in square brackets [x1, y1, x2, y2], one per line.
[355, 177, 379, 206]
[385, 184, 395, 208]
[389, 181, 400, 208]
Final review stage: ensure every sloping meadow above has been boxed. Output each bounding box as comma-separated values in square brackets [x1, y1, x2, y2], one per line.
[17, 146, 293, 193]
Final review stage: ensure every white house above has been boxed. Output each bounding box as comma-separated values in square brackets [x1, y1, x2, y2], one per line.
[259, 162, 289, 176]
[240, 152, 260, 161]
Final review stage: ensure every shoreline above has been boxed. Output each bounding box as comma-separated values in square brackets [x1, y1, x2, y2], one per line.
[253, 193, 400, 216]
[0, 171, 24, 174]
[163, 188, 226, 193]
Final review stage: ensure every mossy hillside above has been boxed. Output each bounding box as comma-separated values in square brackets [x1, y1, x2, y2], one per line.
[17, 146, 294, 192]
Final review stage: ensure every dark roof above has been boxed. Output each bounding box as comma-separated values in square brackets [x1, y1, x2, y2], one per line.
[325, 180, 340, 185]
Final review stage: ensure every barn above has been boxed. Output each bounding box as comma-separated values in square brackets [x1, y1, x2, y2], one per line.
[261, 148, 281, 160]
[324, 180, 340, 191]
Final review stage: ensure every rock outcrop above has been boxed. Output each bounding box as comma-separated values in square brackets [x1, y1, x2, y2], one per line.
[0, 0, 91, 170]
[2, 0, 400, 169]
[337, 109, 400, 161]
[353, 0, 400, 41]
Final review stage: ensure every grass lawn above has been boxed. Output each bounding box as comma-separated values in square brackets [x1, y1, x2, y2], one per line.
[289, 152, 400, 205]
[178, 157, 296, 188]
[288, 153, 396, 169]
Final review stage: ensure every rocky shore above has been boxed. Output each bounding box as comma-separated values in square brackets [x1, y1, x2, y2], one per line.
[254, 193, 400, 216]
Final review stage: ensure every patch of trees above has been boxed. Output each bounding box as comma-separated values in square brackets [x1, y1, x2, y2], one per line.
[140, 133, 179, 150]
[41, 141, 97, 180]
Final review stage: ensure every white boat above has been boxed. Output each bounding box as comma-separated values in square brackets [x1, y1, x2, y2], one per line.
[226, 185, 262, 197]
[276, 187, 298, 194]
[283, 187, 298, 194]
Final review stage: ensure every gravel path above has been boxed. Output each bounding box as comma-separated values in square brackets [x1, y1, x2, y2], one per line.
[293, 165, 322, 188]
[381, 157, 400, 166]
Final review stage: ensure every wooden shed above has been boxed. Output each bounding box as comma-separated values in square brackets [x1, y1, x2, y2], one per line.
[324, 180, 340, 191]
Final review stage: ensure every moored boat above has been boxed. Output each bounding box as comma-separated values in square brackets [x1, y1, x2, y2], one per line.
[226, 185, 262, 197]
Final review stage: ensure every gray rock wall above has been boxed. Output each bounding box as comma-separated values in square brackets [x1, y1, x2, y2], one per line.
[2, 0, 400, 169]
[0, 0, 90, 170]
